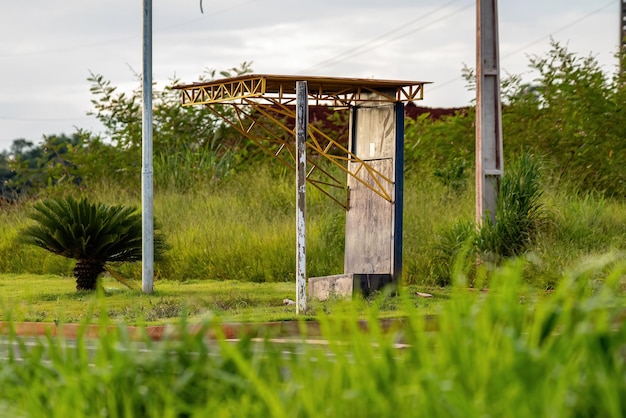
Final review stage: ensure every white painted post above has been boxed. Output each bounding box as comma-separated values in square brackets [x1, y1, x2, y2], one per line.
[142, 0, 154, 294]
[476, 0, 503, 226]
[295, 81, 308, 314]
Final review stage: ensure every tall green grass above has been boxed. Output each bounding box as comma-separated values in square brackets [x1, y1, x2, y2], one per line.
[423, 153, 626, 288]
[153, 166, 345, 282]
[402, 172, 474, 285]
[479, 152, 546, 258]
[423, 153, 546, 286]
[3, 158, 626, 288]
[0, 258, 624, 417]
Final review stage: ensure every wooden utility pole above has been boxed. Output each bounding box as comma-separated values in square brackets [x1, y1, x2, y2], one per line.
[476, 0, 503, 225]
[295, 81, 308, 314]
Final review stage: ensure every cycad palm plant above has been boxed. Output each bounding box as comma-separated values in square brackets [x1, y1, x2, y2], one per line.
[21, 196, 168, 291]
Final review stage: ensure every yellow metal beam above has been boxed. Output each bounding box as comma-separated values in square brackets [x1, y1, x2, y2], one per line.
[259, 100, 395, 202]
[205, 102, 349, 208]
[176, 74, 428, 107]
[181, 76, 266, 105]
[174, 74, 429, 207]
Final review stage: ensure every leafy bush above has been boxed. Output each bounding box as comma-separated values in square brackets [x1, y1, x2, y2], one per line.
[408, 40, 626, 197]
[2, 64, 255, 198]
[405, 110, 474, 177]
[433, 156, 469, 194]
[502, 40, 626, 196]
[20, 196, 168, 290]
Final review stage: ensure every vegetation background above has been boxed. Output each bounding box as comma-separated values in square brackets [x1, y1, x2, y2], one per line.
[1, 41, 626, 291]
[0, 40, 625, 418]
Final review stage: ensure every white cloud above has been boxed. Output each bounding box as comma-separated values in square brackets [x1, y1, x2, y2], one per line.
[0, 0, 619, 151]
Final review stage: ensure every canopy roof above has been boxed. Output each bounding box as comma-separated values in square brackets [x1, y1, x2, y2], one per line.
[173, 74, 430, 107]
[172, 74, 431, 207]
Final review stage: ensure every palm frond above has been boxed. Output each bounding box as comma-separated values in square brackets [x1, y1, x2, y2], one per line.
[20, 196, 168, 264]
[104, 265, 139, 290]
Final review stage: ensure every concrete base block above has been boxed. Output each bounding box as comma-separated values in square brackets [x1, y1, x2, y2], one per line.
[308, 274, 354, 301]
[308, 273, 395, 301]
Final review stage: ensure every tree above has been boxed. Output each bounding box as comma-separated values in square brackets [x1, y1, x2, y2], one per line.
[442, 40, 626, 196]
[501, 40, 625, 195]
[0, 138, 42, 200]
[20, 196, 168, 291]
[86, 63, 254, 190]
[0, 150, 15, 200]
[4, 134, 85, 197]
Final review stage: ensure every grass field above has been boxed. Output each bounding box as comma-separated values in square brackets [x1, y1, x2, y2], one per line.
[0, 273, 451, 324]
[4, 165, 626, 291]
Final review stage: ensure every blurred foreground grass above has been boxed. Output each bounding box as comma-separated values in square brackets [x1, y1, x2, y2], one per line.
[0, 257, 624, 417]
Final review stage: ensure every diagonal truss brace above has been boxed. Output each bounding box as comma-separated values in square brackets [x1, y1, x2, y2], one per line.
[203, 99, 394, 209]
[179, 75, 425, 107]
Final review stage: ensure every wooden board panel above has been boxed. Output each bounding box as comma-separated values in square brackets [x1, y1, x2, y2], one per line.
[344, 158, 393, 274]
[352, 105, 396, 160]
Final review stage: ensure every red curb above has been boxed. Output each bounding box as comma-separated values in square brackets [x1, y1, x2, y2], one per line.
[0, 322, 57, 337]
[0, 317, 429, 341]
[0, 321, 321, 340]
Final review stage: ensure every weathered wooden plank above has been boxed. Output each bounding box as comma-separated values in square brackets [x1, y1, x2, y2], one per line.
[352, 106, 396, 160]
[345, 158, 393, 275]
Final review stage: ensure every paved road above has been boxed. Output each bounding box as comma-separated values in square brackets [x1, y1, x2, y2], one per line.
[0, 335, 346, 364]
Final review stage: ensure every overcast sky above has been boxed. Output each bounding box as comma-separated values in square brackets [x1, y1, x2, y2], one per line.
[0, 0, 618, 152]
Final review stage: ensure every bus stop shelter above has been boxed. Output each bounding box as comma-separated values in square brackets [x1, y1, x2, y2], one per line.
[174, 74, 429, 311]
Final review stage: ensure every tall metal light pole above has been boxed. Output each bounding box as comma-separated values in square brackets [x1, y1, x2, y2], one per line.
[142, 0, 154, 293]
[476, 0, 503, 226]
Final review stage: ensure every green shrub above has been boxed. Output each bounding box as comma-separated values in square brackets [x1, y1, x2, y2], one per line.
[428, 219, 476, 286]
[427, 153, 547, 286]
[20, 196, 168, 290]
[433, 156, 470, 194]
[479, 152, 546, 259]
[502, 40, 626, 196]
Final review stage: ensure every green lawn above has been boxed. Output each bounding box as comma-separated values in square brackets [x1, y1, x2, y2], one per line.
[0, 273, 450, 324]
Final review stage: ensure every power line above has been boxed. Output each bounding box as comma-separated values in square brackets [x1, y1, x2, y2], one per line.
[303, 1, 473, 73]
[0, 115, 94, 122]
[300, 0, 468, 74]
[503, 0, 615, 60]
[0, 0, 261, 59]
[429, 0, 615, 93]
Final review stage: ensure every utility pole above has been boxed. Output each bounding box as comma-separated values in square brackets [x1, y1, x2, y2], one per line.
[620, 0, 626, 74]
[475, 0, 503, 226]
[142, 0, 154, 293]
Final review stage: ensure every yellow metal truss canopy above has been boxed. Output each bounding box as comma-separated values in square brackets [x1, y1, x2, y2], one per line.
[173, 74, 430, 208]
[174, 74, 429, 106]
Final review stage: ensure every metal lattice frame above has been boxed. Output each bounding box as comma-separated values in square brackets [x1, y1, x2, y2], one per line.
[174, 74, 428, 207]
[178, 74, 425, 107]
